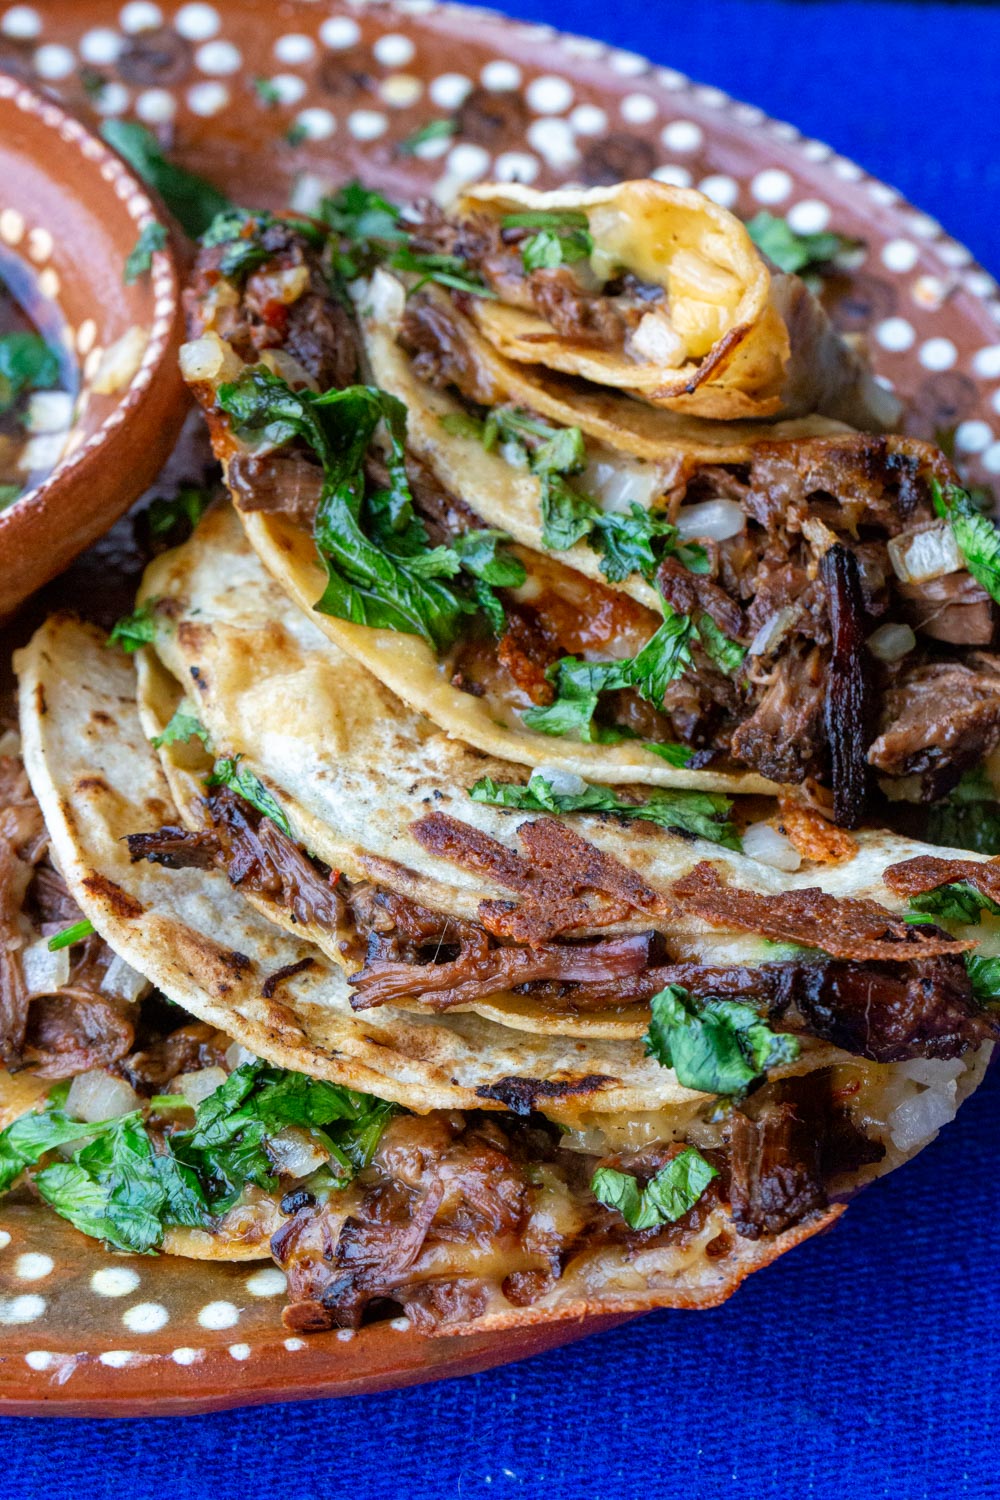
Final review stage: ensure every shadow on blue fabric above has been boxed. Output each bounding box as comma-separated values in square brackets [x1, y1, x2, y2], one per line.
[4, 3, 1000, 1498]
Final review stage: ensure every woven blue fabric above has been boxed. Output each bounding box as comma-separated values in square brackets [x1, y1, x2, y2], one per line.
[5, 4, 1000, 1496]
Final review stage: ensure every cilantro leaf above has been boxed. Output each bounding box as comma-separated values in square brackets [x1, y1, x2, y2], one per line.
[47, 919, 94, 952]
[206, 756, 292, 836]
[0, 332, 60, 415]
[124, 221, 168, 284]
[745, 211, 857, 276]
[388, 245, 497, 299]
[151, 706, 210, 751]
[931, 478, 1000, 605]
[200, 207, 324, 282]
[0, 1099, 121, 1193]
[107, 600, 160, 653]
[907, 882, 1000, 925]
[965, 952, 1000, 1004]
[0, 484, 21, 511]
[469, 771, 740, 848]
[644, 984, 800, 1096]
[218, 370, 522, 648]
[925, 770, 1000, 855]
[697, 614, 746, 677]
[591, 1147, 718, 1230]
[100, 121, 231, 239]
[146, 483, 214, 545]
[521, 226, 594, 272]
[398, 118, 458, 155]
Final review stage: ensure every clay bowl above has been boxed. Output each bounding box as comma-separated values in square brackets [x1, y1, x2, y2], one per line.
[0, 76, 188, 620]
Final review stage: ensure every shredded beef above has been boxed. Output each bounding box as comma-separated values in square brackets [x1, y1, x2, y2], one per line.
[729, 648, 826, 784]
[672, 861, 972, 961]
[784, 956, 998, 1062]
[656, 556, 745, 639]
[121, 1020, 227, 1094]
[728, 1075, 883, 1239]
[868, 657, 1000, 788]
[398, 294, 501, 404]
[227, 449, 324, 526]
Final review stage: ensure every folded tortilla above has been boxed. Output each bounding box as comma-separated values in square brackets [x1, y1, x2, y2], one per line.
[447, 181, 897, 427]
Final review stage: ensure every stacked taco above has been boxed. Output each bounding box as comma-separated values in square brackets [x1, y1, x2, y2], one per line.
[4, 178, 999, 1338]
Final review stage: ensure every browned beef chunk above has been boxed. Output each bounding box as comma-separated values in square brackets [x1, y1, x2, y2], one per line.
[1, 757, 52, 1066]
[526, 267, 624, 344]
[897, 572, 996, 646]
[227, 449, 324, 526]
[787, 955, 999, 1062]
[729, 1075, 883, 1240]
[821, 544, 873, 828]
[868, 657, 1000, 786]
[22, 993, 134, 1080]
[398, 294, 501, 404]
[126, 824, 220, 870]
[729, 647, 826, 783]
[656, 556, 745, 639]
[121, 1020, 227, 1094]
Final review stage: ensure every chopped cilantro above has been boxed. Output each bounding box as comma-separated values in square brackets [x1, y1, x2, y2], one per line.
[151, 706, 210, 752]
[217, 370, 524, 649]
[398, 118, 458, 155]
[206, 755, 292, 836]
[469, 771, 740, 849]
[965, 951, 1000, 1004]
[745, 211, 858, 276]
[907, 882, 1000, 925]
[0, 1062, 398, 1252]
[146, 483, 214, 544]
[520, 225, 594, 273]
[46, 919, 95, 953]
[0, 332, 60, 416]
[253, 76, 282, 107]
[107, 600, 160, 654]
[644, 983, 800, 1096]
[522, 606, 694, 740]
[100, 121, 230, 239]
[388, 245, 497, 299]
[124, 221, 168, 284]
[591, 1146, 717, 1230]
[697, 614, 746, 677]
[925, 770, 1000, 855]
[0, 484, 22, 511]
[932, 478, 1000, 605]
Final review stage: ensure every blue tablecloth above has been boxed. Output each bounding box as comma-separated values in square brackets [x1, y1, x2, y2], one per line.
[6, 3, 1000, 1496]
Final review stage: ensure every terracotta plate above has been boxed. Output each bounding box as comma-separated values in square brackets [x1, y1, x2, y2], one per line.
[2, 0, 1000, 1416]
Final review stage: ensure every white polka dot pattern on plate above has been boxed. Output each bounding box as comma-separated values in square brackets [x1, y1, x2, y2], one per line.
[430, 73, 472, 109]
[373, 33, 415, 67]
[0, 1295, 46, 1325]
[569, 103, 607, 136]
[198, 1300, 240, 1330]
[751, 168, 792, 204]
[174, 3, 220, 41]
[480, 59, 521, 91]
[13, 1253, 53, 1282]
[882, 239, 920, 273]
[33, 45, 75, 81]
[525, 74, 574, 115]
[319, 16, 360, 50]
[245, 1268, 287, 1298]
[1, 7, 42, 39]
[196, 39, 241, 75]
[0, 1230, 11, 1251]
[919, 337, 957, 371]
[983, 442, 1000, 475]
[295, 106, 337, 140]
[653, 164, 692, 188]
[526, 117, 578, 169]
[875, 317, 917, 352]
[348, 109, 387, 141]
[186, 81, 228, 116]
[621, 92, 657, 124]
[273, 32, 315, 65]
[91, 1267, 141, 1298]
[228, 1343, 252, 1361]
[99, 1350, 134, 1368]
[122, 1301, 169, 1334]
[697, 173, 738, 206]
[119, 2, 162, 32]
[955, 420, 994, 454]
[786, 199, 831, 235]
[284, 1337, 306, 1352]
[80, 28, 123, 64]
[171, 1347, 201, 1365]
[494, 150, 539, 183]
[972, 346, 1000, 378]
[660, 120, 703, 153]
[136, 88, 176, 123]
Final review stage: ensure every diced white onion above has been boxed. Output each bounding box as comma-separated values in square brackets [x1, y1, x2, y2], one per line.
[364, 266, 406, 327]
[91, 325, 149, 395]
[178, 332, 244, 386]
[888, 524, 964, 584]
[887, 1087, 956, 1152]
[627, 310, 686, 368]
[675, 498, 746, 543]
[748, 606, 795, 659]
[225, 1041, 260, 1072]
[258, 347, 317, 391]
[24, 390, 74, 434]
[100, 953, 151, 1004]
[581, 455, 665, 515]
[533, 766, 586, 797]
[867, 622, 916, 663]
[0, 729, 20, 758]
[266, 1126, 330, 1180]
[742, 821, 802, 872]
[66, 1069, 141, 1123]
[895, 1057, 964, 1088]
[289, 171, 333, 216]
[21, 938, 70, 994]
[172, 1066, 228, 1106]
[18, 431, 68, 474]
